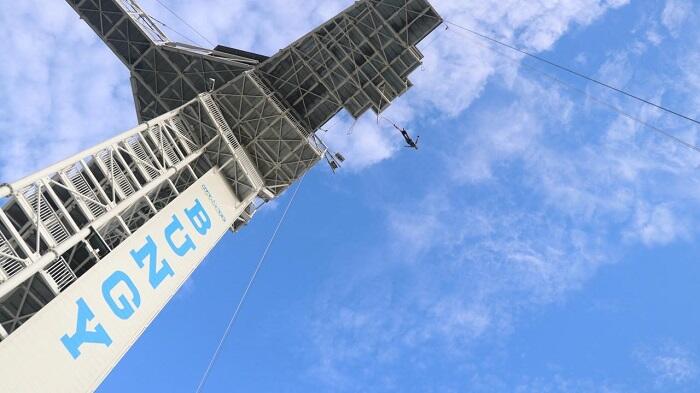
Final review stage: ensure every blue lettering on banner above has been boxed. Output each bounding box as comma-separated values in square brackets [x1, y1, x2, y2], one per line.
[165, 215, 197, 256]
[102, 271, 141, 320]
[131, 235, 174, 289]
[186, 199, 213, 235]
[60, 196, 214, 359]
[201, 184, 226, 223]
[60, 298, 113, 359]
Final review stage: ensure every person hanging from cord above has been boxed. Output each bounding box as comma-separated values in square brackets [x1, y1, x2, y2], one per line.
[392, 123, 420, 150]
[378, 116, 420, 150]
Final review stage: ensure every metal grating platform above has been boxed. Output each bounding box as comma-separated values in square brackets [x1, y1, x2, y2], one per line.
[257, 0, 443, 131]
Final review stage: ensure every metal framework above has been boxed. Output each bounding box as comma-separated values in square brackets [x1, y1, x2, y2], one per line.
[258, 0, 440, 130]
[0, 0, 441, 342]
[65, 0, 261, 123]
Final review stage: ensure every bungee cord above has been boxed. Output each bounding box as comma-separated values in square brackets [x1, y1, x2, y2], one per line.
[195, 174, 307, 393]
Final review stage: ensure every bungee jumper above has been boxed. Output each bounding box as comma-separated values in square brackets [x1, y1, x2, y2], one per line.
[392, 123, 420, 150]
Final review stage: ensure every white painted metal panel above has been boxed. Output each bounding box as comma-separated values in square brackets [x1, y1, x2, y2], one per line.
[0, 169, 242, 393]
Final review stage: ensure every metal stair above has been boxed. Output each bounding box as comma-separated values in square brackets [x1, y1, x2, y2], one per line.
[65, 166, 107, 218]
[44, 257, 77, 291]
[26, 187, 71, 244]
[0, 233, 23, 280]
[97, 150, 136, 198]
[148, 125, 181, 166]
[169, 117, 199, 154]
[125, 136, 161, 180]
[200, 94, 266, 192]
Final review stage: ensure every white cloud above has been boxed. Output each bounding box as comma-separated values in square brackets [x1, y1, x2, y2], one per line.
[446, 77, 573, 183]
[513, 375, 624, 393]
[646, 29, 663, 46]
[627, 203, 688, 246]
[661, 0, 693, 37]
[322, 113, 399, 171]
[303, 1, 700, 386]
[310, 197, 613, 389]
[0, 1, 135, 181]
[676, 51, 700, 119]
[597, 52, 634, 87]
[139, 0, 348, 53]
[637, 343, 699, 387]
[404, 0, 629, 118]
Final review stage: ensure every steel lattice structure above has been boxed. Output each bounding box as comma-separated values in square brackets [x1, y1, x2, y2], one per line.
[0, 0, 441, 390]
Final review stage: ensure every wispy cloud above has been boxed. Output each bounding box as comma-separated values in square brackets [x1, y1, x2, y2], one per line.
[637, 343, 699, 387]
[305, 0, 700, 389]
[0, 1, 137, 181]
[661, 0, 693, 37]
[513, 375, 625, 393]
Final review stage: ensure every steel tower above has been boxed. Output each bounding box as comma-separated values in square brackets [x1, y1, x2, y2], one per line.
[0, 0, 442, 391]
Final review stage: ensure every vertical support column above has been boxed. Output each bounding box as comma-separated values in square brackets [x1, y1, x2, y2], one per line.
[113, 149, 143, 190]
[57, 172, 97, 222]
[41, 180, 79, 233]
[0, 209, 35, 262]
[116, 216, 132, 237]
[138, 131, 167, 173]
[39, 268, 62, 296]
[0, 322, 8, 340]
[14, 190, 57, 252]
[122, 138, 160, 182]
[162, 121, 187, 161]
[80, 159, 113, 208]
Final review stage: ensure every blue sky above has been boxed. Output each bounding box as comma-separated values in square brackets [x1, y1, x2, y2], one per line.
[2, 0, 700, 392]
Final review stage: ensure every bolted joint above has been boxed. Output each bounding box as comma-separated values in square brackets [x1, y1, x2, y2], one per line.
[0, 183, 13, 199]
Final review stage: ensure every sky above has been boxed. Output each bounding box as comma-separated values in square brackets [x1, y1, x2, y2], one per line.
[1, 0, 700, 392]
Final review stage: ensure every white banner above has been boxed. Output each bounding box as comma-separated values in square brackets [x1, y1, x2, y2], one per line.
[0, 169, 242, 393]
